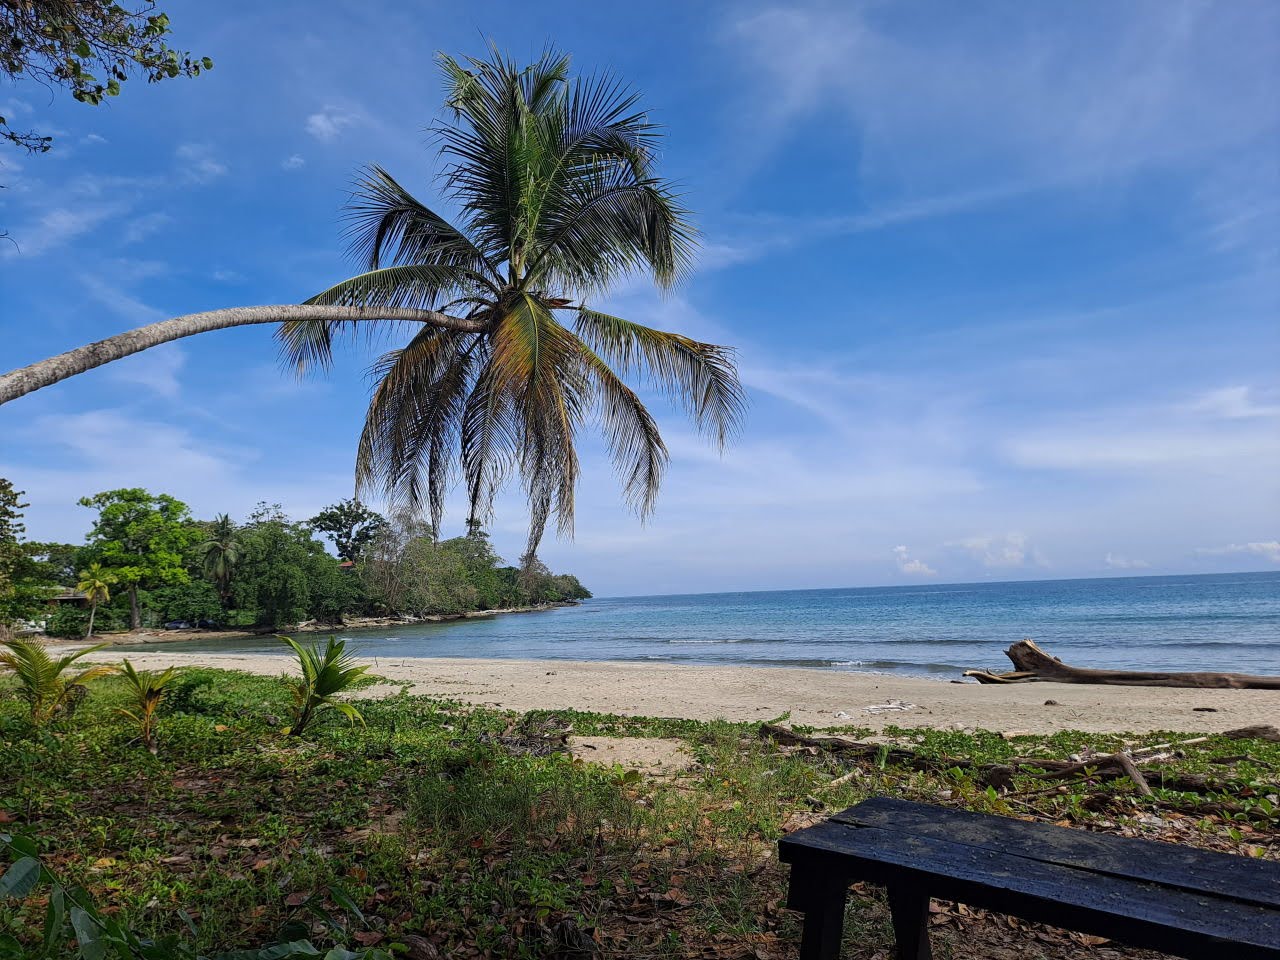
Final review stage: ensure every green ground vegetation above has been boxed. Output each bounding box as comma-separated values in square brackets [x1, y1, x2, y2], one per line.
[0, 480, 591, 637]
[1, 666, 1276, 959]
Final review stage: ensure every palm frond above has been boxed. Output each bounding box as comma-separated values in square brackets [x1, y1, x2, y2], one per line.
[0, 638, 113, 723]
[489, 293, 589, 546]
[345, 165, 497, 276]
[356, 327, 481, 530]
[277, 636, 368, 734]
[575, 308, 745, 446]
[277, 263, 493, 376]
[459, 362, 522, 528]
[575, 337, 668, 518]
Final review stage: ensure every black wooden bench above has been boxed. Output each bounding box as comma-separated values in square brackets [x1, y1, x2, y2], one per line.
[779, 797, 1280, 960]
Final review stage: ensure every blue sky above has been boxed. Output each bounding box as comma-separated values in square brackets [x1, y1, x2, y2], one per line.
[1, 0, 1278, 596]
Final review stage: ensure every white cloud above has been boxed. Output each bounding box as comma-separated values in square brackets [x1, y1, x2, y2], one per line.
[80, 133, 108, 146]
[122, 212, 173, 244]
[0, 205, 125, 257]
[1185, 386, 1280, 420]
[947, 533, 1042, 568]
[1105, 552, 1150, 570]
[1196, 542, 1280, 564]
[175, 143, 228, 184]
[281, 154, 306, 171]
[1004, 386, 1280, 471]
[893, 545, 936, 577]
[305, 105, 361, 142]
[81, 275, 167, 325]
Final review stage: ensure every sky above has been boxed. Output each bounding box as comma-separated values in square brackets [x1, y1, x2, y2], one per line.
[1, 0, 1278, 597]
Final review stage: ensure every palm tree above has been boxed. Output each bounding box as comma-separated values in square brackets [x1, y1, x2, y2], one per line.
[200, 513, 240, 607]
[76, 562, 116, 638]
[0, 47, 744, 556]
[284, 47, 744, 555]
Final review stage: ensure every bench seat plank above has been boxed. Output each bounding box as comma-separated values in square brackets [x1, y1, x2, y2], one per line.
[781, 817, 1280, 958]
[832, 796, 1280, 909]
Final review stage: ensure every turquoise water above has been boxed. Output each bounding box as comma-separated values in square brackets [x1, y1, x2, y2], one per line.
[132, 571, 1280, 679]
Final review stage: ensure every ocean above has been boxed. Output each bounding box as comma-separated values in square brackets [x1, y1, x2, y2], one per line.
[139, 571, 1280, 680]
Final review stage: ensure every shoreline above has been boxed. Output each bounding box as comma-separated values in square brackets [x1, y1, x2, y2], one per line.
[72, 600, 580, 647]
[71, 650, 1280, 734]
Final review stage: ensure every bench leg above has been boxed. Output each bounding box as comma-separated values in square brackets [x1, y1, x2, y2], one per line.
[887, 882, 932, 960]
[797, 879, 847, 960]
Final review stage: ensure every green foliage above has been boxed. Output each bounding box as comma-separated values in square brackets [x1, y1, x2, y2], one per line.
[308, 500, 385, 563]
[1, 486, 588, 631]
[115, 660, 177, 753]
[21, 543, 81, 588]
[233, 506, 354, 629]
[148, 579, 222, 624]
[0, 1, 211, 158]
[42, 606, 90, 639]
[0, 481, 26, 600]
[0, 637, 115, 724]
[0, 481, 62, 626]
[2, 666, 1276, 958]
[79, 489, 198, 629]
[0, 833, 392, 960]
[278, 636, 369, 736]
[358, 515, 587, 616]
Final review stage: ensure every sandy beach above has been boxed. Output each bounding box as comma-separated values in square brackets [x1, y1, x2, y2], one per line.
[77, 649, 1280, 734]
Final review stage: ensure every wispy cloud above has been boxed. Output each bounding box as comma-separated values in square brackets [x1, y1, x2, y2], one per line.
[1196, 542, 1280, 564]
[81, 275, 167, 325]
[281, 154, 306, 171]
[1004, 386, 1280, 471]
[1185, 386, 1280, 420]
[122, 212, 173, 244]
[946, 533, 1044, 569]
[719, 0, 1280, 272]
[175, 143, 228, 183]
[0, 205, 126, 258]
[305, 105, 363, 141]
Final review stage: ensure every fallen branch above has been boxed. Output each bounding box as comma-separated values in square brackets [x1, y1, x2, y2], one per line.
[759, 724, 1278, 797]
[1114, 752, 1153, 797]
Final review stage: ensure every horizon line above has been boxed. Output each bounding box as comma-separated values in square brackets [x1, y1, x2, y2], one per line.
[597, 568, 1279, 601]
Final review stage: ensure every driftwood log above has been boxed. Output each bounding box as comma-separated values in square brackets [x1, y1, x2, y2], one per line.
[965, 639, 1280, 689]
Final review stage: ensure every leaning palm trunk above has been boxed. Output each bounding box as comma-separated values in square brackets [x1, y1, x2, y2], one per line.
[0, 305, 484, 406]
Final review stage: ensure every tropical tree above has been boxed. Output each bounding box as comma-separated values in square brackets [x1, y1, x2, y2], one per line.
[76, 562, 117, 637]
[199, 513, 240, 606]
[78, 488, 196, 629]
[0, 637, 116, 724]
[308, 499, 385, 562]
[0, 47, 744, 557]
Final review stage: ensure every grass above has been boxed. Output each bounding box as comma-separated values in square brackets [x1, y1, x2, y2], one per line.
[1, 667, 1277, 959]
